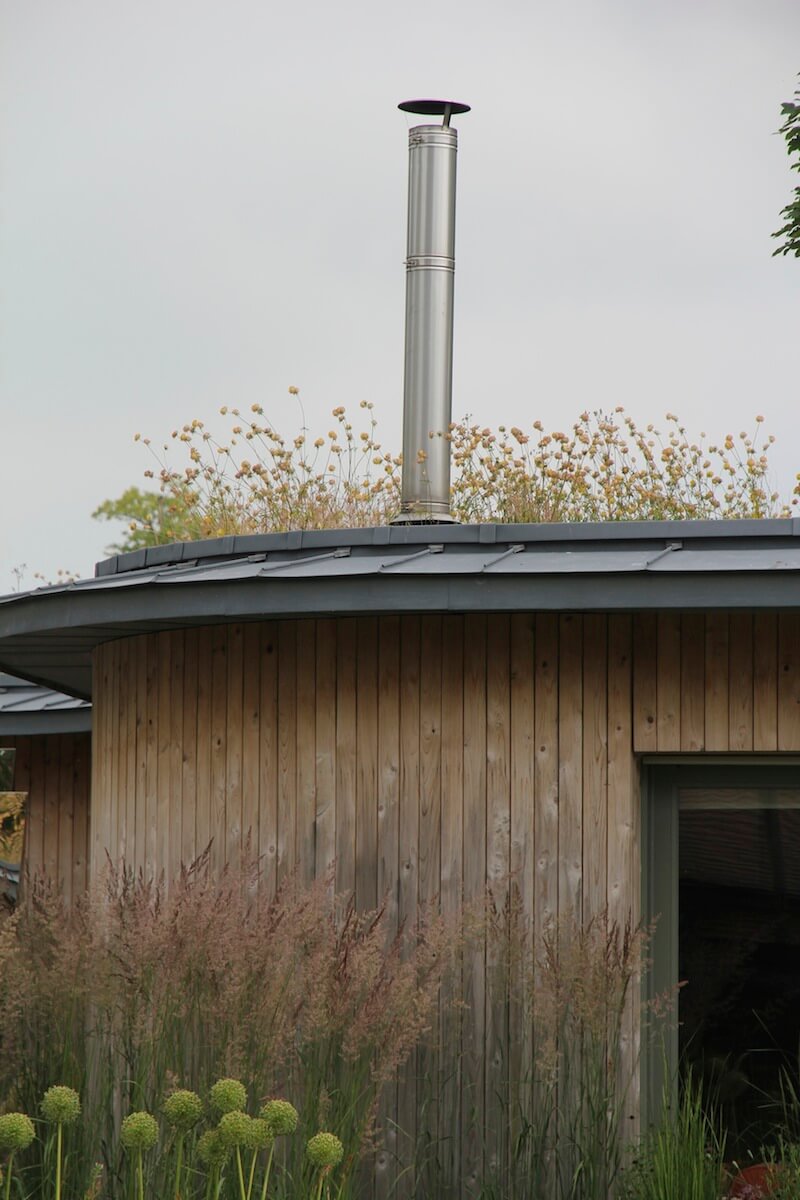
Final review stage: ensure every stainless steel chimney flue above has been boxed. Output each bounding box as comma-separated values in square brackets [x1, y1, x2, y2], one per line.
[394, 99, 470, 523]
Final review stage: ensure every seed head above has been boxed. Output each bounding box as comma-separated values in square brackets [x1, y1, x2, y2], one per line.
[40, 1086, 81, 1126]
[162, 1089, 203, 1131]
[197, 1129, 229, 1167]
[244, 1118, 272, 1151]
[306, 1131, 344, 1170]
[209, 1078, 247, 1114]
[259, 1099, 298, 1137]
[120, 1112, 159, 1152]
[218, 1111, 253, 1148]
[0, 1112, 35, 1153]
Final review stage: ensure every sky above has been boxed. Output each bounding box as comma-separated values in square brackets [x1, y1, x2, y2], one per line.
[1, 0, 798, 588]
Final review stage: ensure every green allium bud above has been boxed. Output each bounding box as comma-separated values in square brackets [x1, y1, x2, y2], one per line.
[120, 1111, 159, 1152]
[0, 1112, 35, 1153]
[244, 1118, 272, 1151]
[209, 1078, 247, 1114]
[40, 1086, 81, 1126]
[306, 1132, 344, 1170]
[162, 1089, 203, 1131]
[217, 1111, 253, 1149]
[196, 1129, 229, 1167]
[259, 1098, 298, 1137]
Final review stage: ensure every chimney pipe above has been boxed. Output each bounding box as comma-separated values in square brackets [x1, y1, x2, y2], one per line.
[394, 99, 470, 523]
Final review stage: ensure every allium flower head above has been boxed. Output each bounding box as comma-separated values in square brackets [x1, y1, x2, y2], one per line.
[162, 1089, 203, 1131]
[197, 1129, 229, 1167]
[120, 1111, 159, 1152]
[259, 1099, 298, 1137]
[40, 1086, 81, 1126]
[217, 1111, 253, 1149]
[209, 1078, 247, 1114]
[306, 1131, 344, 1170]
[0, 1112, 35, 1153]
[244, 1118, 272, 1151]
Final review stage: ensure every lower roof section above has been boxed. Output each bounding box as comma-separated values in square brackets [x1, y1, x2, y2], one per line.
[2, 519, 800, 699]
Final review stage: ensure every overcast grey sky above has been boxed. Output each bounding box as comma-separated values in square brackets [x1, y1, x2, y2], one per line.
[2, 0, 798, 586]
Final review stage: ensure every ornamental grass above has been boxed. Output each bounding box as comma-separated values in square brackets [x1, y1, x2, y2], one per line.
[0, 857, 457, 1198]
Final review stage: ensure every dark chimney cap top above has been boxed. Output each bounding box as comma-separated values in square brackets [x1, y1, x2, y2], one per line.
[398, 99, 471, 125]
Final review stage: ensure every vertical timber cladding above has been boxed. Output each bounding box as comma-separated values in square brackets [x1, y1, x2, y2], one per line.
[0, 732, 92, 902]
[631, 611, 800, 753]
[90, 617, 640, 928]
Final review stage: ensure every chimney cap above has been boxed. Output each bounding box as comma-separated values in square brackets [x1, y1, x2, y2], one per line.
[398, 99, 471, 126]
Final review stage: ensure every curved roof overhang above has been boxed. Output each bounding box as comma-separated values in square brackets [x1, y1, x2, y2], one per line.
[0, 674, 91, 735]
[2, 519, 800, 700]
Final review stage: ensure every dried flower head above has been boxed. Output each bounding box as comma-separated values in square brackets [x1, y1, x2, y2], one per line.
[196, 1128, 229, 1167]
[0, 1112, 35, 1153]
[120, 1111, 159, 1152]
[218, 1110, 253, 1148]
[40, 1086, 81, 1126]
[306, 1131, 344, 1170]
[259, 1098, 298, 1137]
[209, 1077, 247, 1114]
[162, 1089, 203, 1131]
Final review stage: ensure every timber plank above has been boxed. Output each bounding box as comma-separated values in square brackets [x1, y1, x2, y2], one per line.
[704, 614, 729, 751]
[656, 612, 681, 752]
[58, 732, 75, 903]
[226, 624, 244, 869]
[632, 613, 658, 753]
[778, 613, 800, 751]
[356, 617, 379, 909]
[582, 613, 608, 920]
[534, 613, 559, 930]
[241, 624, 261, 869]
[335, 618, 357, 898]
[210, 627, 228, 874]
[277, 620, 298, 881]
[182, 629, 199, 869]
[558, 614, 583, 917]
[419, 615, 442, 911]
[461, 613, 487, 1195]
[314, 618, 337, 881]
[157, 634, 172, 878]
[296, 620, 317, 885]
[170, 631, 185, 877]
[194, 627, 213, 871]
[754, 613, 778, 751]
[397, 615, 421, 1183]
[728, 613, 754, 751]
[259, 624, 279, 894]
[377, 614, 401, 927]
[145, 636, 160, 881]
[680, 614, 705, 751]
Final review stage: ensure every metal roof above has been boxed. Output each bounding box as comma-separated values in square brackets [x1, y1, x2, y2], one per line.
[0, 673, 91, 734]
[2, 519, 800, 700]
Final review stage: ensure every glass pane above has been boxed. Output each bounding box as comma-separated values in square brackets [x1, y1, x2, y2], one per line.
[0, 749, 25, 904]
[679, 798, 800, 1156]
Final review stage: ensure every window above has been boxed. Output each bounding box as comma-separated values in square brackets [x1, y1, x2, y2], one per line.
[0, 748, 26, 905]
[644, 765, 800, 1154]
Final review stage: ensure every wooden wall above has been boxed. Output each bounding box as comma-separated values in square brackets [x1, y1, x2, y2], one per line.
[89, 610, 800, 1188]
[632, 612, 800, 753]
[0, 732, 92, 903]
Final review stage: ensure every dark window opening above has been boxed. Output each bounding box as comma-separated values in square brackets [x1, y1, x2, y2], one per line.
[679, 795, 800, 1157]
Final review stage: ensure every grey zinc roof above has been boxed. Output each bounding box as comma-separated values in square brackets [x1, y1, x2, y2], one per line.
[0, 673, 91, 734]
[2, 519, 800, 700]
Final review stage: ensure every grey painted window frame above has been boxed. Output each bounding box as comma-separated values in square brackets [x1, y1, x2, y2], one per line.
[641, 759, 800, 1130]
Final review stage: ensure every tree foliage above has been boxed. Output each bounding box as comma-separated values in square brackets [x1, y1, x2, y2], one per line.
[773, 76, 800, 258]
[93, 394, 799, 555]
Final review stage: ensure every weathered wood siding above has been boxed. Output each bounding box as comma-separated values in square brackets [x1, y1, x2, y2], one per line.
[91, 617, 640, 924]
[0, 732, 92, 902]
[89, 609, 800, 1179]
[632, 612, 800, 753]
